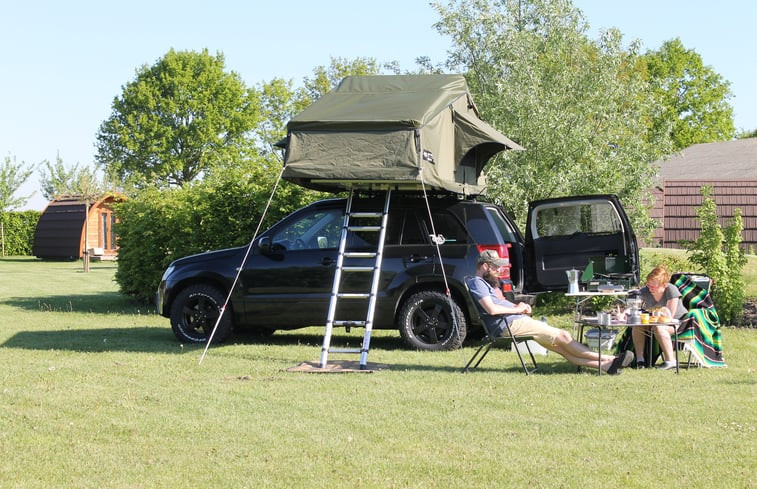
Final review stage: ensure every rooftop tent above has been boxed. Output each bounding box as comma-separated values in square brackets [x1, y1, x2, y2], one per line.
[280, 74, 523, 194]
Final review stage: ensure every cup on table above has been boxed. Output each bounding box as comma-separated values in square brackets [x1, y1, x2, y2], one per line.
[641, 313, 650, 324]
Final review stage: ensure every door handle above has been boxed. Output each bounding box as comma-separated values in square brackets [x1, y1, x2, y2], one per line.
[405, 254, 429, 264]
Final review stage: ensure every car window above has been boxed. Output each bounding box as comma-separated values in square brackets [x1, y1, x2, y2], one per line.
[484, 206, 519, 242]
[423, 210, 467, 244]
[386, 208, 467, 245]
[532, 201, 622, 239]
[271, 208, 343, 250]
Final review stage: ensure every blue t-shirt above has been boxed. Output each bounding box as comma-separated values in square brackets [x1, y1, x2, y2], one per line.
[466, 275, 526, 335]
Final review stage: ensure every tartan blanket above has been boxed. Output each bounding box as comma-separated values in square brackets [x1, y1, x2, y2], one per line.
[671, 273, 726, 368]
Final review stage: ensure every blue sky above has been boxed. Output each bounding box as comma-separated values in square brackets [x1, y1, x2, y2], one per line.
[3, 0, 756, 210]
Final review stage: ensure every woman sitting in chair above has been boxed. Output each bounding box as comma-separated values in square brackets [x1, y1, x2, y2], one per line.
[632, 265, 687, 370]
[467, 250, 633, 375]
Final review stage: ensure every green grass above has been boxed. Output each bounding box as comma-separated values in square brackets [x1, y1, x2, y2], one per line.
[1, 257, 755, 488]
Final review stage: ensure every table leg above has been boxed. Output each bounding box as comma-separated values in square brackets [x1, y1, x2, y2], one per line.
[597, 325, 602, 376]
[674, 327, 679, 374]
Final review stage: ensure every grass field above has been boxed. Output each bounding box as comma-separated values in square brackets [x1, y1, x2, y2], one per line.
[0, 257, 755, 488]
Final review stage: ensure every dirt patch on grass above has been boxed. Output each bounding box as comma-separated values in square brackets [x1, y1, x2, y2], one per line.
[739, 298, 757, 328]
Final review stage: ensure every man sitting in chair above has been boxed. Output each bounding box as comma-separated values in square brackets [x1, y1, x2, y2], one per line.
[467, 250, 633, 375]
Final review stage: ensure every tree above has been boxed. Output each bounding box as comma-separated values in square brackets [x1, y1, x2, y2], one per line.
[433, 0, 670, 236]
[0, 155, 34, 256]
[253, 57, 387, 156]
[95, 49, 261, 189]
[39, 153, 108, 201]
[113, 57, 386, 301]
[300, 56, 387, 103]
[39, 154, 79, 201]
[0, 155, 34, 211]
[644, 38, 735, 151]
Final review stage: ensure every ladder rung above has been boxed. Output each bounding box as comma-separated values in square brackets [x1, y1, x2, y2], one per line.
[334, 321, 366, 327]
[327, 348, 362, 354]
[338, 293, 370, 299]
[347, 225, 381, 232]
[342, 266, 375, 272]
[344, 251, 377, 258]
[349, 212, 383, 218]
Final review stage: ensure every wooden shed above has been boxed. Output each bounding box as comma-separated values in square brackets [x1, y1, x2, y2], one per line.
[651, 138, 757, 251]
[33, 194, 125, 260]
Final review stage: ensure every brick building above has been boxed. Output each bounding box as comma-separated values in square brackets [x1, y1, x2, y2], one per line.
[651, 138, 757, 251]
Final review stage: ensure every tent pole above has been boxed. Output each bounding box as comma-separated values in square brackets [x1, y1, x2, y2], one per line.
[199, 166, 286, 365]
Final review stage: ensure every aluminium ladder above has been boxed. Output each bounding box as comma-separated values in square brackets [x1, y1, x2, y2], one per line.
[320, 189, 391, 369]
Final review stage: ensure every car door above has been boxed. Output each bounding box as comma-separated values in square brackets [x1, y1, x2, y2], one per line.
[523, 195, 639, 292]
[240, 203, 344, 327]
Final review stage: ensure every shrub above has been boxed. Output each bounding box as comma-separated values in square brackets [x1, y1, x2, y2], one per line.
[639, 249, 693, 280]
[1, 210, 41, 256]
[686, 187, 746, 324]
[114, 162, 323, 302]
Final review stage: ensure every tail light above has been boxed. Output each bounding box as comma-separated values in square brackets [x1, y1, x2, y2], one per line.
[476, 244, 513, 292]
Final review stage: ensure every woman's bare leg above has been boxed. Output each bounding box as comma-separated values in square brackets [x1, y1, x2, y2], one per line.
[632, 325, 651, 362]
[653, 325, 677, 362]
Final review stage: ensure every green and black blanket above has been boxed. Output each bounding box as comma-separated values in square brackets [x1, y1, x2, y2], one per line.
[671, 273, 726, 367]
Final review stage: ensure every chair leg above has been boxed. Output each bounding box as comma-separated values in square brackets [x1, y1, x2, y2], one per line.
[504, 324, 537, 375]
[462, 341, 492, 372]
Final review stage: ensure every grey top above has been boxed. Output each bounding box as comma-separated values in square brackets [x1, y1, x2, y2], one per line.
[638, 283, 687, 319]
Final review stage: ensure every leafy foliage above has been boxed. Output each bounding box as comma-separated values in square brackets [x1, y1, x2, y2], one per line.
[0, 211, 40, 255]
[1, 155, 35, 256]
[433, 0, 671, 236]
[644, 38, 735, 151]
[0, 155, 34, 212]
[96, 49, 261, 188]
[686, 187, 746, 324]
[114, 156, 323, 301]
[39, 154, 108, 202]
[112, 56, 381, 301]
[252, 57, 389, 156]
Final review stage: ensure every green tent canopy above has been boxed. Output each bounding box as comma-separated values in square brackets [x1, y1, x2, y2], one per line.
[280, 74, 523, 195]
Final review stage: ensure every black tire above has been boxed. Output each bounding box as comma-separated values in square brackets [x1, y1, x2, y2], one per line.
[398, 290, 467, 351]
[170, 284, 233, 344]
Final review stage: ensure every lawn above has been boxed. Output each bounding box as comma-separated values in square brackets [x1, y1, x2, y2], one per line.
[0, 257, 754, 488]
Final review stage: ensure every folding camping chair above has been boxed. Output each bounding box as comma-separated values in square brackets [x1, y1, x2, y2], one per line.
[669, 272, 724, 368]
[462, 279, 538, 375]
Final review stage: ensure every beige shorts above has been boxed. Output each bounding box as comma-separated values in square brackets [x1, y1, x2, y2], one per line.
[505, 316, 561, 347]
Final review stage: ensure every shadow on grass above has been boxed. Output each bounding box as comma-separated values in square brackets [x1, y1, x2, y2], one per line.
[1, 293, 150, 314]
[0, 257, 52, 263]
[1, 326, 179, 353]
[2, 327, 604, 375]
[0, 326, 409, 355]
[234, 329, 408, 351]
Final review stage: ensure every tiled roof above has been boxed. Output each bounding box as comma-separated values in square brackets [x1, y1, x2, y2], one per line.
[655, 137, 757, 181]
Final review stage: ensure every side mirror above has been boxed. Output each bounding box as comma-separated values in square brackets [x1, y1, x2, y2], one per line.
[258, 236, 271, 255]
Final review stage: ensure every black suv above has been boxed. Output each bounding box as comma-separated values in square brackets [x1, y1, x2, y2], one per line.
[156, 192, 638, 350]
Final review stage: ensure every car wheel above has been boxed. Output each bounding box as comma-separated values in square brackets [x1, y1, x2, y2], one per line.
[170, 284, 233, 344]
[398, 290, 467, 351]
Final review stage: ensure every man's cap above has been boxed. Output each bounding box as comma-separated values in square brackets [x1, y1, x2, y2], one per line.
[477, 249, 507, 267]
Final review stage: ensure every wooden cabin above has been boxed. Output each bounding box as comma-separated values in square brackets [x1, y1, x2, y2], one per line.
[33, 194, 125, 260]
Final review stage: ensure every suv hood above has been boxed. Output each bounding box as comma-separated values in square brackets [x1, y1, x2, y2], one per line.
[170, 245, 247, 267]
